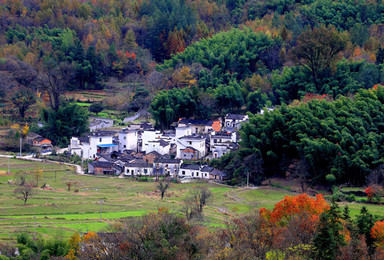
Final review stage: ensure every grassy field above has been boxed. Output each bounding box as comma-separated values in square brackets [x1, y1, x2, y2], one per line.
[0, 158, 383, 244]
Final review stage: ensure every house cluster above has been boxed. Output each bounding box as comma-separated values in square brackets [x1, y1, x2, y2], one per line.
[69, 114, 250, 180]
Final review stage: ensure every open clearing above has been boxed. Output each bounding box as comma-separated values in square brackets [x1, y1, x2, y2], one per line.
[0, 158, 382, 243]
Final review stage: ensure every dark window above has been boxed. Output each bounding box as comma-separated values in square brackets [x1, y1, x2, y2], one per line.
[99, 138, 102, 142]
[182, 171, 185, 175]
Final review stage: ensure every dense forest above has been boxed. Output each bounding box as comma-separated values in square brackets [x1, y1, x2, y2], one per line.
[2, 0, 384, 185]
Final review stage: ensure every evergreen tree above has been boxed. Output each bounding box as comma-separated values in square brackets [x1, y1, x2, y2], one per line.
[312, 200, 345, 260]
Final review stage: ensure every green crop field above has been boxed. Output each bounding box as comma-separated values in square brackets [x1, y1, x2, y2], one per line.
[0, 158, 383, 243]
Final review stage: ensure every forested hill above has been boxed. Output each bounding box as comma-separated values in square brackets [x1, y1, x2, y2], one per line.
[3, 0, 384, 185]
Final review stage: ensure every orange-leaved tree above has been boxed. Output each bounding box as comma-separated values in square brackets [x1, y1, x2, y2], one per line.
[371, 220, 384, 248]
[259, 193, 329, 225]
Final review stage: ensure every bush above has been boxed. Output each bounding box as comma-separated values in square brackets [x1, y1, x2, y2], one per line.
[346, 194, 356, 202]
[326, 174, 336, 183]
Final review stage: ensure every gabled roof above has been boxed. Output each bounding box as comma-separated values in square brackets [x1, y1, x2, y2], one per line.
[226, 114, 247, 120]
[181, 146, 198, 152]
[92, 161, 114, 168]
[27, 132, 41, 139]
[91, 131, 116, 137]
[118, 155, 135, 162]
[146, 151, 162, 157]
[140, 122, 153, 130]
[33, 137, 50, 142]
[178, 118, 213, 126]
[210, 169, 227, 177]
[180, 135, 205, 140]
[159, 139, 169, 147]
[154, 158, 181, 164]
[125, 162, 152, 168]
[181, 164, 200, 170]
[201, 166, 214, 172]
[79, 136, 89, 143]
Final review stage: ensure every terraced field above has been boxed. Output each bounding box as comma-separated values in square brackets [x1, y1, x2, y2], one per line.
[1, 158, 383, 243]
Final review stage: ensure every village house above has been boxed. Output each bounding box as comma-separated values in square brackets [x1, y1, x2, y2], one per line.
[209, 169, 227, 181]
[141, 129, 162, 152]
[210, 131, 238, 158]
[176, 135, 207, 159]
[179, 164, 201, 178]
[224, 114, 249, 129]
[124, 162, 153, 176]
[118, 129, 138, 152]
[26, 132, 41, 144]
[69, 131, 117, 159]
[32, 137, 52, 148]
[153, 158, 182, 177]
[177, 118, 221, 134]
[179, 165, 215, 179]
[143, 151, 162, 164]
[89, 117, 114, 131]
[69, 136, 89, 158]
[200, 166, 214, 179]
[180, 147, 200, 160]
[146, 139, 170, 155]
[88, 161, 122, 175]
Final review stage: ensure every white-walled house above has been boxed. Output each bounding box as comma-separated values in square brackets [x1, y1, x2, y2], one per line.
[118, 129, 138, 152]
[177, 119, 222, 134]
[175, 125, 192, 140]
[153, 158, 182, 177]
[179, 164, 201, 178]
[224, 114, 249, 129]
[200, 166, 214, 179]
[179, 164, 213, 179]
[124, 162, 153, 176]
[210, 132, 236, 147]
[176, 135, 206, 159]
[210, 131, 238, 158]
[141, 130, 162, 152]
[69, 137, 90, 158]
[146, 140, 170, 155]
[89, 131, 117, 159]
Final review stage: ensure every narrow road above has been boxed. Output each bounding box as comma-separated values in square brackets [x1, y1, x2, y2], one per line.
[0, 154, 84, 174]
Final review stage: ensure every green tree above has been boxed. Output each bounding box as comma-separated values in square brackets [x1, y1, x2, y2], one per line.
[312, 200, 345, 260]
[40, 103, 89, 147]
[291, 27, 346, 91]
[88, 103, 103, 115]
[11, 87, 36, 119]
[356, 206, 375, 251]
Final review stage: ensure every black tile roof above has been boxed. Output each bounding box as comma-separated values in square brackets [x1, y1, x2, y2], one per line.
[178, 118, 213, 126]
[91, 131, 116, 136]
[154, 158, 181, 164]
[226, 114, 247, 120]
[92, 161, 114, 168]
[210, 169, 227, 177]
[201, 166, 214, 172]
[146, 151, 161, 157]
[180, 164, 200, 170]
[125, 162, 152, 168]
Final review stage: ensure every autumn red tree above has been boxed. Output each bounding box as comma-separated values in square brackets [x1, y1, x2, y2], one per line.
[371, 220, 384, 248]
[260, 193, 329, 225]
